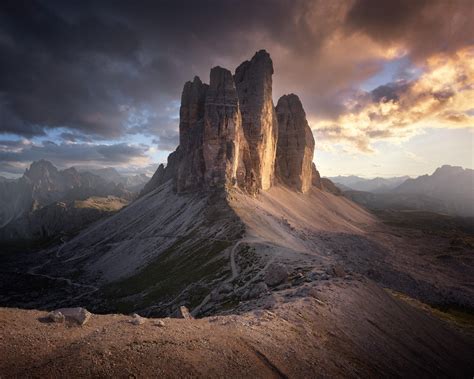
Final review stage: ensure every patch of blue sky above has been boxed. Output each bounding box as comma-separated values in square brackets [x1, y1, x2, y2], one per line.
[360, 56, 422, 92]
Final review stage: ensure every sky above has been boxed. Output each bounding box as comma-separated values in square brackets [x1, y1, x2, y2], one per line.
[0, 0, 473, 178]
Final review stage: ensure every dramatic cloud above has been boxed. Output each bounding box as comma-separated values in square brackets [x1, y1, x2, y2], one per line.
[0, 0, 472, 174]
[0, 139, 150, 175]
[313, 47, 474, 153]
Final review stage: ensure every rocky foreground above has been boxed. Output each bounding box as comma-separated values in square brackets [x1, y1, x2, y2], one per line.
[1, 279, 473, 378]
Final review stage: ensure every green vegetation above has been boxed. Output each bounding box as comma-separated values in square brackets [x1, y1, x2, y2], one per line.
[103, 235, 232, 313]
[387, 289, 474, 333]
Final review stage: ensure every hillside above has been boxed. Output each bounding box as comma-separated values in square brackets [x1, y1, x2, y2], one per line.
[1, 279, 473, 378]
[1, 50, 473, 376]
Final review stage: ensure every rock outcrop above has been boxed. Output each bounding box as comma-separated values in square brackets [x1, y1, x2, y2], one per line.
[144, 50, 322, 196]
[176, 76, 208, 192]
[202, 67, 247, 189]
[311, 163, 323, 189]
[275, 94, 315, 193]
[235, 50, 278, 191]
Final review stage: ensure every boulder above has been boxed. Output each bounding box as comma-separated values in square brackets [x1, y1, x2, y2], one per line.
[47, 310, 65, 323]
[264, 263, 289, 286]
[247, 282, 269, 299]
[275, 94, 315, 193]
[130, 313, 146, 325]
[331, 264, 346, 278]
[53, 307, 91, 325]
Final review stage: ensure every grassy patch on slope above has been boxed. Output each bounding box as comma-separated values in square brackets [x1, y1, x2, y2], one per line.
[103, 236, 232, 313]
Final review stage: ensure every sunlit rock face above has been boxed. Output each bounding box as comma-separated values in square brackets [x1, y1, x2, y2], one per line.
[234, 50, 278, 191]
[143, 50, 320, 196]
[275, 94, 315, 193]
[202, 67, 248, 189]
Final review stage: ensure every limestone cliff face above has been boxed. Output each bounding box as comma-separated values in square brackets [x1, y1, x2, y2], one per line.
[176, 77, 208, 192]
[275, 94, 315, 193]
[202, 67, 247, 189]
[311, 163, 322, 189]
[144, 50, 323, 196]
[234, 50, 278, 191]
[311, 163, 342, 195]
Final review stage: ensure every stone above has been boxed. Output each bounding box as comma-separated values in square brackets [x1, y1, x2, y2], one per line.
[155, 320, 165, 327]
[178, 306, 193, 320]
[275, 94, 315, 193]
[264, 263, 289, 286]
[331, 264, 346, 278]
[54, 307, 91, 325]
[131, 313, 146, 325]
[47, 310, 65, 323]
[235, 50, 278, 192]
[247, 282, 269, 299]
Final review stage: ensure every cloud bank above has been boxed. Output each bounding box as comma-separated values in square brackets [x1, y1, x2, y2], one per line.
[0, 0, 472, 174]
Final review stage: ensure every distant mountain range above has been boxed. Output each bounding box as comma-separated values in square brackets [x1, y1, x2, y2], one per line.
[77, 167, 149, 193]
[0, 160, 149, 243]
[329, 175, 409, 193]
[339, 165, 474, 217]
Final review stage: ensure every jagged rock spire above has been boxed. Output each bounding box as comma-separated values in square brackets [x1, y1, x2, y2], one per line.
[275, 94, 315, 193]
[202, 67, 246, 188]
[143, 50, 318, 196]
[176, 76, 208, 192]
[234, 50, 278, 191]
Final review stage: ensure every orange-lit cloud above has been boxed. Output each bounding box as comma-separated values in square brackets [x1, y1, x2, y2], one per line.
[312, 47, 474, 153]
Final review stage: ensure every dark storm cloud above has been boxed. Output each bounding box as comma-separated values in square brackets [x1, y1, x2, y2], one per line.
[345, 0, 474, 59]
[0, 0, 472, 158]
[0, 139, 149, 166]
[1, 0, 318, 139]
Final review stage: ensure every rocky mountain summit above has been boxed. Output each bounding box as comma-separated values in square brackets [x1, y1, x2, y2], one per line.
[2, 51, 472, 377]
[142, 50, 320, 196]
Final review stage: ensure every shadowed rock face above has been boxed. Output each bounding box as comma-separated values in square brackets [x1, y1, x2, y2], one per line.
[311, 163, 322, 189]
[235, 50, 278, 191]
[176, 77, 208, 192]
[276, 94, 315, 193]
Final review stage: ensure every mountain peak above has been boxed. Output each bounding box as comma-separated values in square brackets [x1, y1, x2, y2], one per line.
[144, 50, 316, 196]
[432, 165, 464, 176]
[24, 160, 59, 182]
